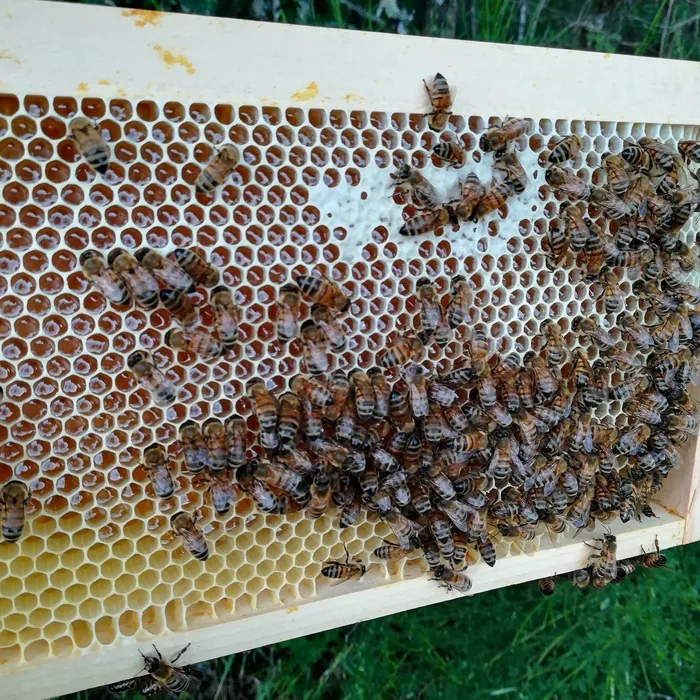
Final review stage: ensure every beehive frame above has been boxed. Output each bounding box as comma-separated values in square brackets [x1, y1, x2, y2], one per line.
[2, 1, 700, 697]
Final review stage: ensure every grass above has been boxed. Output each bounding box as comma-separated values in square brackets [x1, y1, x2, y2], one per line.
[52, 0, 700, 697]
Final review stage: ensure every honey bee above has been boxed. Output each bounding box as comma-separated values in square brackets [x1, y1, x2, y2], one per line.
[433, 141, 466, 167]
[368, 368, 390, 420]
[679, 140, 700, 164]
[545, 218, 569, 269]
[560, 205, 587, 254]
[300, 319, 329, 376]
[374, 538, 414, 562]
[540, 320, 565, 366]
[295, 271, 349, 312]
[127, 350, 176, 407]
[479, 117, 529, 154]
[179, 421, 210, 474]
[538, 576, 557, 596]
[549, 134, 583, 164]
[640, 536, 667, 568]
[613, 559, 637, 583]
[318, 370, 348, 422]
[570, 568, 591, 589]
[468, 327, 490, 377]
[202, 418, 227, 472]
[416, 277, 444, 339]
[476, 537, 496, 567]
[109, 644, 197, 697]
[431, 564, 472, 594]
[290, 376, 332, 410]
[225, 415, 247, 468]
[598, 268, 623, 313]
[0, 481, 29, 543]
[247, 377, 279, 438]
[322, 544, 367, 584]
[80, 250, 131, 306]
[545, 167, 591, 200]
[69, 117, 110, 174]
[134, 248, 194, 293]
[381, 506, 422, 550]
[589, 187, 633, 219]
[588, 531, 617, 584]
[164, 328, 224, 360]
[170, 511, 208, 561]
[379, 334, 424, 369]
[526, 353, 559, 402]
[275, 392, 300, 449]
[399, 205, 458, 237]
[568, 485, 594, 529]
[615, 422, 651, 456]
[571, 317, 616, 349]
[391, 164, 440, 209]
[621, 142, 652, 175]
[346, 369, 374, 419]
[442, 275, 472, 330]
[401, 362, 429, 418]
[423, 73, 453, 131]
[308, 468, 332, 519]
[474, 181, 514, 219]
[275, 284, 300, 344]
[665, 412, 698, 434]
[208, 469, 235, 515]
[601, 153, 632, 196]
[211, 286, 239, 349]
[143, 444, 175, 499]
[390, 388, 416, 433]
[638, 137, 678, 172]
[173, 248, 220, 288]
[603, 345, 643, 370]
[254, 460, 307, 503]
[584, 227, 604, 280]
[311, 304, 346, 352]
[487, 435, 512, 481]
[427, 510, 455, 558]
[195, 144, 240, 194]
[160, 288, 199, 328]
[657, 166, 680, 195]
[339, 498, 361, 528]
[494, 151, 528, 194]
[108, 249, 159, 310]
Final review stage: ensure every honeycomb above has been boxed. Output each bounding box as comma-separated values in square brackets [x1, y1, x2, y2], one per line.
[0, 90, 697, 668]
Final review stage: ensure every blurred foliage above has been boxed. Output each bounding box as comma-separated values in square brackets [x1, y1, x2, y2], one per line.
[69, 0, 700, 59]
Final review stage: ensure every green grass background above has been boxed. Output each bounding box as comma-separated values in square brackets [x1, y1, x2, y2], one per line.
[55, 0, 700, 697]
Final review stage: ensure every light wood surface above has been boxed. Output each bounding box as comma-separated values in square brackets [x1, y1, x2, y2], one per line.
[1, 0, 700, 123]
[1, 510, 684, 700]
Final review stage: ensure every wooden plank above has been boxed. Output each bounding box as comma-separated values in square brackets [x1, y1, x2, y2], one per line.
[1, 511, 683, 699]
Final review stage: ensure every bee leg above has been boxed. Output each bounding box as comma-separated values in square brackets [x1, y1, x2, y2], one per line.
[343, 542, 351, 566]
[422, 79, 431, 99]
[171, 642, 191, 664]
[655, 536, 661, 555]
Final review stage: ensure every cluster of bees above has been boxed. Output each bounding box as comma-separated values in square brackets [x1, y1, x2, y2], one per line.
[537, 534, 667, 595]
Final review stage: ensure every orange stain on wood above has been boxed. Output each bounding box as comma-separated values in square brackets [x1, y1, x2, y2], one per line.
[154, 45, 196, 75]
[286, 606, 299, 614]
[0, 51, 20, 65]
[291, 82, 319, 102]
[76, 82, 89, 93]
[345, 93, 364, 102]
[98, 80, 111, 86]
[122, 9, 162, 27]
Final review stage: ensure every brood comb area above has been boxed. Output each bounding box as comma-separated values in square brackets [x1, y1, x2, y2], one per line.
[0, 83, 698, 675]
